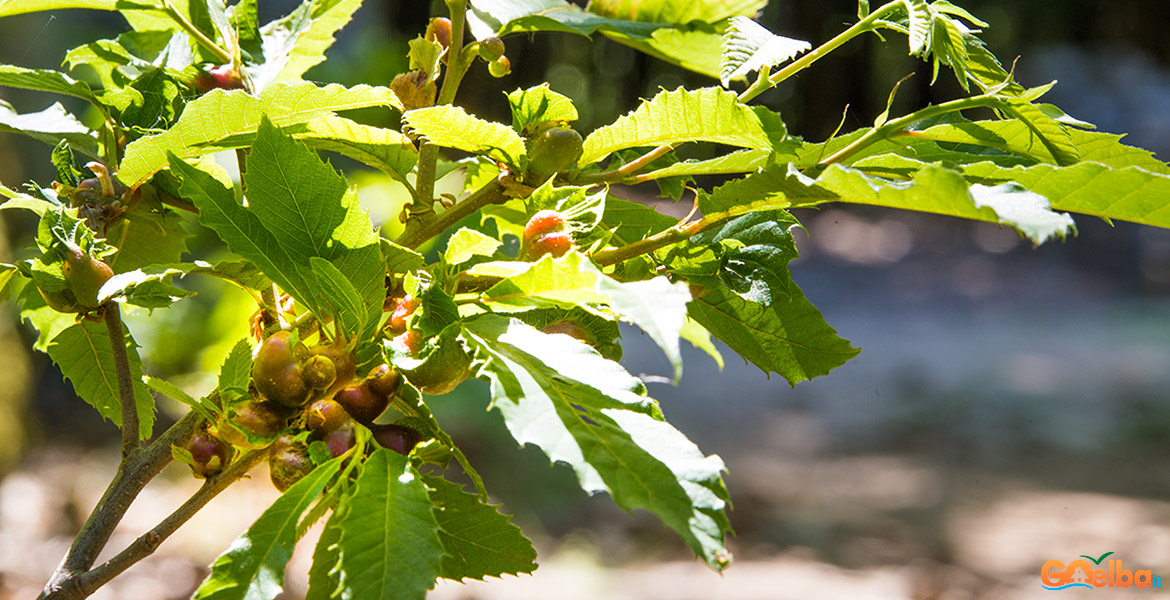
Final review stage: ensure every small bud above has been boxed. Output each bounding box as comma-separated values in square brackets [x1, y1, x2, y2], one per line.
[488, 55, 511, 78]
[478, 37, 506, 61]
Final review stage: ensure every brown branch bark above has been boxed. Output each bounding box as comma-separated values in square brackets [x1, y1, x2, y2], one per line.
[103, 305, 141, 457]
[62, 449, 271, 599]
[39, 411, 201, 600]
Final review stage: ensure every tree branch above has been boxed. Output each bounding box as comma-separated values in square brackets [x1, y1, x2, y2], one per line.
[62, 449, 271, 599]
[39, 411, 201, 600]
[396, 179, 508, 250]
[103, 305, 141, 457]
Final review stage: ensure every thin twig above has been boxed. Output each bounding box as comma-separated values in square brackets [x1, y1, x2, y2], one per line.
[816, 95, 1005, 167]
[574, 144, 675, 184]
[738, 2, 902, 104]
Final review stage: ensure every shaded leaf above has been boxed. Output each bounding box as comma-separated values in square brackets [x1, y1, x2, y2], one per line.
[688, 286, 859, 385]
[335, 450, 443, 600]
[424, 474, 537, 581]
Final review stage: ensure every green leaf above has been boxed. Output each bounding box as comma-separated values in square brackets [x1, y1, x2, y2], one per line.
[508, 306, 623, 361]
[229, 0, 262, 61]
[193, 458, 344, 600]
[599, 196, 677, 248]
[183, 259, 273, 291]
[596, 276, 690, 383]
[999, 97, 1078, 166]
[64, 29, 179, 92]
[466, 0, 732, 78]
[105, 208, 192, 273]
[464, 315, 733, 571]
[0, 186, 54, 215]
[167, 156, 310, 307]
[20, 288, 154, 438]
[0, 65, 98, 103]
[816, 163, 1075, 244]
[309, 256, 372, 340]
[689, 286, 859, 385]
[962, 161, 1170, 230]
[468, 0, 661, 40]
[706, 162, 1076, 245]
[667, 209, 801, 306]
[291, 115, 418, 183]
[482, 253, 689, 372]
[444, 228, 503, 267]
[424, 474, 537, 581]
[720, 16, 810, 86]
[258, 0, 363, 86]
[118, 82, 402, 186]
[906, 0, 934, 58]
[603, 22, 729, 80]
[99, 66, 185, 131]
[336, 450, 444, 600]
[588, 0, 767, 79]
[382, 238, 426, 274]
[407, 36, 444, 82]
[639, 148, 772, 180]
[402, 105, 526, 169]
[96, 264, 194, 308]
[507, 84, 579, 135]
[0, 101, 99, 157]
[243, 117, 384, 319]
[480, 253, 609, 313]
[305, 509, 344, 600]
[218, 337, 253, 404]
[580, 86, 779, 166]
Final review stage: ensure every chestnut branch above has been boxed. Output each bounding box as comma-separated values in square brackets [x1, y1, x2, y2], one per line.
[103, 304, 141, 457]
[61, 449, 271, 600]
[40, 411, 201, 600]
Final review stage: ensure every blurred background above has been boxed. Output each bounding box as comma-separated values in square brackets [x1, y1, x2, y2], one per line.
[2, 1, 1170, 598]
